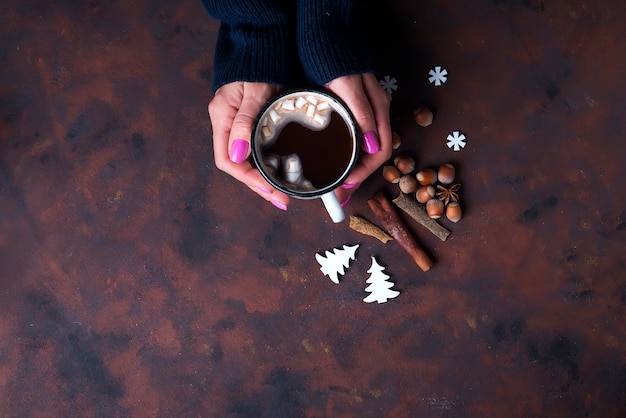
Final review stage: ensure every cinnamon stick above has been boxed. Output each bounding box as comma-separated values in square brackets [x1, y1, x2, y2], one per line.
[367, 191, 433, 272]
[349, 215, 393, 243]
[392, 193, 451, 241]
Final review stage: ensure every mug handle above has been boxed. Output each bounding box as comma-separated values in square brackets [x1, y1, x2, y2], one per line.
[321, 191, 345, 223]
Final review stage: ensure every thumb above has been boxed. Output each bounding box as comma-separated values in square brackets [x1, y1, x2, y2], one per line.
[228, 83, 276, 163]
[327, 75, 380, 155]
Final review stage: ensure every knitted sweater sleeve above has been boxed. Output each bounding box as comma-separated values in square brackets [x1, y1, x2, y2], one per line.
[202, 0, 298, 92]
[296, 0, 372, 85]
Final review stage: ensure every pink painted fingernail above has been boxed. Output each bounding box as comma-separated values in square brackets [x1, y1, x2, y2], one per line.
[340, 194, 352, 208]
[363, 131, 380, 154]
[257, 186, 272, 194]
[271, 200, 287, 211]
[341, 182, 359, 189]
[229, 139, 248, 163]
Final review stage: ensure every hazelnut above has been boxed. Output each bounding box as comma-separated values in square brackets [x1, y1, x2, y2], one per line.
[392, 131, 402, 149]
[438, 163, 455, 184]
[394, 155, 415, 174]
[399, 175, 418, 194]
[416, 168, 437, 185]
[426, 198, 444, 219]
[416, 185, 436, 203]
[413, 106, 433, 127]
[446, 201, 462, 223]
[383, 165, 401, 183]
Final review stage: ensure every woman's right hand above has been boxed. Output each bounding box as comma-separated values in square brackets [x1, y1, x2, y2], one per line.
[208, 82, 290, 211]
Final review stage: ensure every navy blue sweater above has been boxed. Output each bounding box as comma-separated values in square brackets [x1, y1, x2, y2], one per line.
[202, 0, 371, 92]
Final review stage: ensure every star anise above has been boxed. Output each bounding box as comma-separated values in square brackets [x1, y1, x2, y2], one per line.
[436, 183, 461, 205]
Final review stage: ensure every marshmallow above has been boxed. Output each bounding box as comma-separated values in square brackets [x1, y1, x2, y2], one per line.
[269, 109, 281, 124]
[283, 154, 304, 184]
[295, 97, 308, 109]
[261, 125, 272, 140]
[306, 95, 319, 105]
[281, 99, 295, 111]
[316, 101, 330, 112]
[313, 113, 327, 126]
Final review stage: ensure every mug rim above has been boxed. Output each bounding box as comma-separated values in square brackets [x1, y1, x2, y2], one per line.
[251, 88, 359, 199]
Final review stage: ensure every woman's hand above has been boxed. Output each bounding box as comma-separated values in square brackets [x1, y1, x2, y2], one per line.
[208, 82, 290, 211]
[208, 75, 391, 213]
[325, 73, 393, 207]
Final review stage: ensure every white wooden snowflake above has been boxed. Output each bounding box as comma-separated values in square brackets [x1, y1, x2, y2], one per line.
[428, 66, 448, 86]
[447, 131, 467, 151]
[315, 244, 359, 284]
[379, 75, 398, 95]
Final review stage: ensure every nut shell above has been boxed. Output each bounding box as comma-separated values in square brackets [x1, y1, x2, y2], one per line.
[446, 201, 462, 223]
[399, 175, 418, 194]
[392, 131, 402, 149]
[438, 163, 456, 184]
[394, 156, 415, 175]
[383, 165, 401, 183]
[416, 185, 436, 203]
[426, 198, 444, 219]
[413, 106, 433, 127]
[416, 168, 437, 185]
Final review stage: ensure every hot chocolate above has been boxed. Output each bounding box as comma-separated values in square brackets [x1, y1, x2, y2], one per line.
[253, 91, 357, 194]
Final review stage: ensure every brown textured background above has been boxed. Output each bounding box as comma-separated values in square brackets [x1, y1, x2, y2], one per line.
[1, 0, 625, 416]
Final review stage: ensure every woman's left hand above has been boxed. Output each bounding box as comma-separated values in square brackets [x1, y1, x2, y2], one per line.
[325, 73, 393, 207]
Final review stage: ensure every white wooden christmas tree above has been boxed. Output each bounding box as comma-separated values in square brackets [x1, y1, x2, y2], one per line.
[363, 257, 399, 303]
[315, 244, 359, 284]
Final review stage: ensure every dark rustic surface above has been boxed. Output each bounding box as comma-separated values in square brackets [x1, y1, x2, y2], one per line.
[1, 1, 625, 417]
